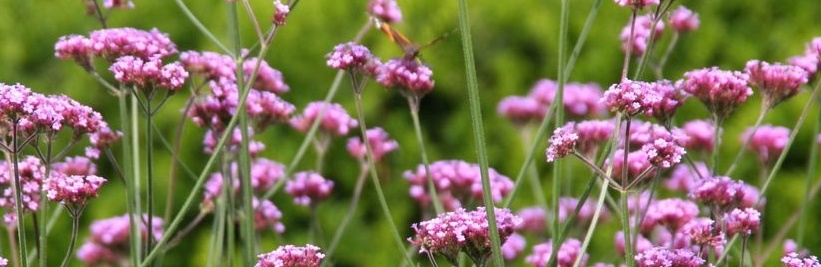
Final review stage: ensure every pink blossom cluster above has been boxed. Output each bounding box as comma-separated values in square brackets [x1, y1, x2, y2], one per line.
[681, 120, 716, 152]
[745, 60, 809, 107]
[516, 207, 547, 233]
[87, 126, 123, 159]
[289, 101, 358, 136]
[546, 123, 579, 162]
[558, 197, 610, 225]
[0, 256, 6, 267]
[110, 56, 188, 91]
[724, 207, 761, 236]
[615, 231, 653, 255]
[613, 0, 659, 9]
[53, 156, 98, 176]
[525, 238, 587, 267]
[497, 96, 547, 125]
[678, 67, 752, 119]
[788, 37, 821, 79]
[528, 80, 608, 118]
[255, 244, 325, 267]
[202, 127, 266, 156]
[403, 160, 513, 210]
[368, 0, 403, 23]
[575, 120, 617, 153]
[346, 127, 399, 162]
[54, 27, 177, 69]
[624, 120, 686, 148]
[741, 125, 790, 164]
[188, 78, 294, 131]
[103, 0, 134, 9]
[376, 58, 435, 95]
[77, 214, 163, 265]
[602, 79, 662, 116]
[668, 6, 700, 32]
[253, 198, 285, 232]
[272, 0, 290, 25]
[202, 158, 285, 207]
[640, 198, 699, 232]
[641, 134, 686, 168]
[0, 156, 45, 226]
[0, 84, 109, 137]
[644, 80, 688, 123]
[782, 252, 821, 267]
[620, 14, 665, 55]
[634, 247, 705, 267]
[326, 42, 381, 76]
[408, 207, 521, 264]
[285, 171, 334, 206]
[606, 149, 652, 184]
[689, 175, 760, 212]
[44, 174, 106, 206]
[501, 233, 527, 261]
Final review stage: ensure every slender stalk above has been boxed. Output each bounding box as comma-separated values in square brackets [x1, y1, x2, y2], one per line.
[406, 96, 444, 214]
[632, 0, 675, 80]
[144, 95, 156, 259]
[711, 114, 724, 174]
[117, 92, 142, 267]
[797, 103, 821, 248]
[620, 192, 635, 267]
[621, 8, 638, 80]
[653, 31, 679, 79]
[173, 0, 234, 56]
[725, 105, 769, 176]
[6, 227, 19, 267]
[550, 0, 571, 262]
[573, 179, 610, 267]
[520, 129, 550, 235]
[58, 213, 81, 267]
[741, 236, 748, 267]
[37, 138, 53, 267]
[322, 163, 368, 264]
[165, 83, 204, 221]
[10, 121, 28, 267]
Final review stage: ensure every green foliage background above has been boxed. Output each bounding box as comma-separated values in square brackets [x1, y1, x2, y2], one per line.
[0, 0, 819, 265]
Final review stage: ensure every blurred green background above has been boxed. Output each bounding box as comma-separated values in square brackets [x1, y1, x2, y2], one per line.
[0, 0, 820, 266]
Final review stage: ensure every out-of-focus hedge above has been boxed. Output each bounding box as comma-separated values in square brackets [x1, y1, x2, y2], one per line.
[0, 0, 819, 265]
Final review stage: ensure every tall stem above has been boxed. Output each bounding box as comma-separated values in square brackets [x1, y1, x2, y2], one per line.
[725, 105, 769, 176]
[407, 96, 444, 214]
[38, 138, 53, 267]
[322, 164, 368, 265]
[621, 9, 638, 80]
[144, 95, 156, 259]
[58, 213, 80, 267]
[621, 117, 635, 267]
[797, 103, 821, 247]
[118, 92, 141, 267]
[10, 121, 28, 267]
[711, 115, 724, 174]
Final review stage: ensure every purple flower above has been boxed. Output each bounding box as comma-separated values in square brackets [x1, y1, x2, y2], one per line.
[634, 247, 705, 267]
[681, 120, 716, 152]
[54, 35, 94, 70]
[528, 79, 607, 118]
[615, 231, 654, 255]
[602, 79, 661, 116]
[641, 198, 699, 232]
[742, 125, 790, 164]
[103, 0, 134, 9]
[243, 58, 290, 94]
[689, 176, 759, 211]
[180, 50, 290, 94]
[246, 89, 296, 129]
[202, 127, 266, 156]
[409, 207, 521, 265]
[645, 80, 688, 123]
[501, 233, 526, 261]
[525, 238, 587, 267]
[0, 156, 45, 215]
[497, 96, 546, 125]
[253, 198, 285, 233]
[679, 67, 751, 119]
[272, 0, 290, 25]
[558, 197, 610, 225]
[575, 119, 616, 153]
[326, 42, 380, 76]
[188, 78, 294, 131]
[44, 174, 106, 206]
[88, 214, 163, 246]
[376, 58, 435, 95]
[665, 162, 709, 192]
[285, 171, 334, 206]
[620, 14, 665, 55]
[404, 160, 513, 210]
[256, 244, 325, 267]
[546, 123, 579, 162]
[724, 207, 761, 236]
[745, 60, 809, 108]
[289, 101, 358, 136]
[613, 0, 660, 9]
[641, 135, 686, 168]
[679, 217, 725, 248]
[669, 6, 699, 32]
[110, 56, 188, 91]
[86, 124, 122, 159]
[346, 127, 399, 162]
[782, 252, 821, 267]
[87, 28, 177, 60]
[516, 206, 546, 233]
[202, 158, 286, 207]
[77, 242, 120, 266]
[368, 0, 403, 23]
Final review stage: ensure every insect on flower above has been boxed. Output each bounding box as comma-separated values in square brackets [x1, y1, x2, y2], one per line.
[372, 17, 453, 60]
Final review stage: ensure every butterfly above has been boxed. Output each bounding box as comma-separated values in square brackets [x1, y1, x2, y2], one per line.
[372, 17, 453, 60]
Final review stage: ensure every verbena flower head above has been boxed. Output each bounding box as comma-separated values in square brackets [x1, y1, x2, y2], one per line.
[409, 207, 521, 265]
[368, 0, 403, 23]
[741, 125, 790, 164]
[528, 79, 607, 118]
[501, 233, 526, 261]
[0, 156, 45, 214]
[54, 35, 94, 70]
[546, 122, 579, 162]
[110, 56, 188, 91]
[202, 158, 285, 207]
[665, 162, 709, 192]
[189, 78, 294, 131]
[516, 207, 546, 233]
[404, 160, 513, 210]
[724, 207, 761, 236]
[641, 198, 699, 232]
[678, 217, 725, 248]
[289, 101, 358, 136]
[681, 120, 717, 152]
[256, 244, 325, 267]
[285, 171, 334, 206]
[376, 58, 435, 96]
[782, 252, 821, 267]
[253, 198, 285, 233]
[620, 14, 665, 55]
[180, 50, 290, 94]
[272, 0, 290, 25]
[53, 156, 97, 176]
[613, 0, 659, 9]
[745, 60, 809, 108]
[0, 256, 6, 266]
[602, 79, 661, 117]
[246, 89, 296, 129]
[645, 80, 688, 123]
[44, 174, 106, 206]
[641, 134, 686, 168]
[326, 42, 380, 76]
[615, 231, 653, 255]
[242, 58, 290, 94]
[689, 176, 759, 212]
[558, 197, 610, 225]
[88, 214, 163, 248]
[86, 28, 177, 60]
[634, 247, 706, 267]
[86, 124, 122, 159]
[77, 242, 120, 266]
[679, 67, 752, 120]
[525, 238, 587, 267]
[202, 127, 266, 156]
[669, 6, 700, 32]
[346, 127, 399, 162]
[104, 0, 134, 9]
[497, 96, 546, 125]
[575, 119, 616, 153]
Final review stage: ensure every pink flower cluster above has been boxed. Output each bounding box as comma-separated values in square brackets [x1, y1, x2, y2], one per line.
[181, 50, 290, 94]
[575, 120, 617, 153]
[681, 120, 716, 152]
[44, 174, 106, 206]
[55, 27, 177, 70]
[326, 42, 381, 76]
[368, 0, 403, 23]
[403, 160, 513, 210]
[253, 198, 285, 232]
[202, 158, 286, 207]
[678, 67, 752, 119]
[669, 6, 700, 32]
[689, 175, 760, 211]
[782, 252, 821, 267]
[606, 149, 652, 184]
[53, 156, 98, 176]
[724, 207, 761, 236]
[289, 101, 358, 136]
[77, 214, 164, 266]
[501, 233, 527, 261]
[525, 238, 587, 267]
[202, 127, 266, 156]
[0, 84, 109, 137]
[620, 14, 665, 55]
[613, 0, 659, 9]
[497, 96, 547, 125]
[103, 0, 134, 9]
[745, 60, 809, 108]
[558, 197, 610, 225]
[255, 244, 325, 267]
[741, 125, 790, 164]
[376, 58, 435, 95]
[644, 80, 688, 123]
[409, 207, 521, 264]
[516, 207, 547, 233]
[285, 171, 334, 206]
[272, 0, 290, 25]
[641, 134, 686, 168]
[546, 123, 579, 162]
[641, 198, 699, 232]
[788, 38, 821, 79]
[602, 79, 662, 116]
[346, 127, 399, 162]
[664, 162, 709, 192]
[634, 247, 705, 267]
[188, 78, 294, 131]
[0, 157, 45, 226]
[529, 80, 608, 118]
[110, 56, 188, 91]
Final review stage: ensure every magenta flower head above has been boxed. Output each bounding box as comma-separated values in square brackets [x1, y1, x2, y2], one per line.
[634, 247, 706, 267]
[242, 58, 290, 94]
[88, 214, 164, 246]
[256, 244, 325, 267]
[253, 198, 285, 233]
[558, 197, 610, 225]
[620, 14, 665, 55]
[741, 125, 790, 164]
[665, 162, 709, 192]
[44, 174, 106, 207]
[516, 207, 546, 233]
[546, 122, 579, 162]
[528, 79, 607, 118]
[326, 42, 380, 76]
[602, 79, 661, 117]
[285, 171, 334, 206]
[681, 120, 716, 152]
[86, 124, 123, 159]
[54, 35, 94, 70]
[0, 156, 45, 214]
[376, 58, 435, 96]
[404, 160, 513, 210]
[87, 27, 177, 60]
[641, 134, 686, 168]
[110, 56, 189, 91]
[645, 80, 688, 123]
[497, 96, 546, 125]
[724, 207, 761, 236]
[76, 242, 120, 266]
[409, 207, 521, 265]
[53, 156, 98, 177]
[368, 0, 402, 23]
[289, 101, 358, 136]
[689, 176, 760, 212]
[346, 127, 399, 162]
[525, 238, 587, 267]
[501, 233, 526, 261]
[575, 119, 616, 153]
[613, 0, 659, 9]
[782, 252, 821, 267]
[641, 198, 699, 232]
[272, 0, 290, 25]
[679, 67, 751, 120]
[745, 60, 809, 108]
[669, 6, 700, 32]
[615, 231, 653, 255]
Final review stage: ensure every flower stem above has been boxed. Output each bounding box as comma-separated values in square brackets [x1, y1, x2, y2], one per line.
[797, 103, 821, 248]
[621, 192, 635, 267]
[173, 0, 234, 56]
[58, 213, 81, 267]
[117, 92, 142, 267]
[10, 121, 28, 267]
[574, 178, 610, 267]
[322, 163, 368, 265]
[621, 8, 638, 80]
[725, 105, 769, 177]
[406, 96, 444, 214]
[711, 114, 724, 174]
[653, 31, 679, 79]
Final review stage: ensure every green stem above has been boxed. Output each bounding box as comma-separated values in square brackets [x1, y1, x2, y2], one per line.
[621, 8, 638, 80]
[573, 178, 610, 267]
[407, 96, 444, 214]
[38, 139, 53, 267]
[173, 0, 234, 56]
[144, 95, 155, 260]
[10, 121, 28, 267]
[711, 115, 724, 174]
[118, 92, 142, 267]
[58, 213, 81, 267]
[322, 163, 368, 265]
[653, 31, 679, 79]
[632, 0, 675, 80]
[797, 103, 821, 248]
[725, 105, 769, 177]
[621, 192, 635, 267]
